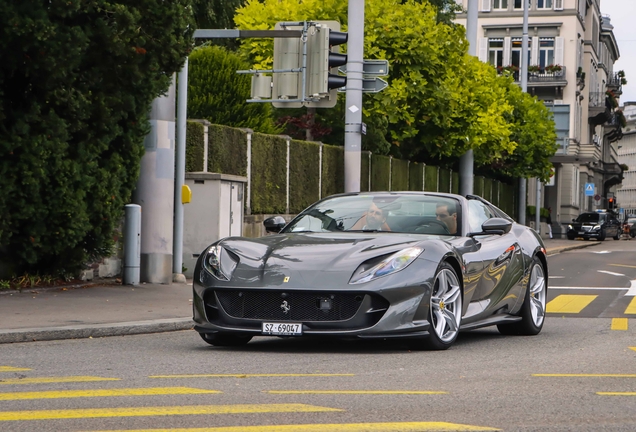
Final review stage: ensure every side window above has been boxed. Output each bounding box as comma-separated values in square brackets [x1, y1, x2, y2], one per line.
[468, 200, 495, 233]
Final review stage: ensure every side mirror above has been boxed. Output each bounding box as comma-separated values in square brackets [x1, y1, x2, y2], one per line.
[263, 216, 286, 233]
[481, 218, 513, 235]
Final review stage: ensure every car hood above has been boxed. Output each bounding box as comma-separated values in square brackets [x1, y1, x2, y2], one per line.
[214, 233, 449, 288]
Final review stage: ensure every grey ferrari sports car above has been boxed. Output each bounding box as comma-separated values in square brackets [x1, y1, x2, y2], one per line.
[192, 192, 548, 350]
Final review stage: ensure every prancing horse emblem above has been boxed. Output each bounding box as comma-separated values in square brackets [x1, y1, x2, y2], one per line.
[280, 300, 290, 314]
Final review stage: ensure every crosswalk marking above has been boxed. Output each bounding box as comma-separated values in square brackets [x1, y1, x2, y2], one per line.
[546, 295, 597, 313]
[0, 404, 342, 421]
[0, 366, 31, 373]
[88, 421, 500, 431]
[597, 392, 636, 396]
[0, 376, 119, 386]
[150, 374, 354, 379]
[265, 390, 447, 395]
[0, 387, 220, 401]
[611, 318, 628, 330]
[625, 297, 636, 314]
[533, 374, 636, 378]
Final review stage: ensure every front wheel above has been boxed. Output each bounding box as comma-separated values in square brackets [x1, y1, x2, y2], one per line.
[414, 262, 462, 350]
[567, 233, 575, 240]
[598, 229, 606, 241]
[498, 256, 546, 336]
[199, 332, 253, 347]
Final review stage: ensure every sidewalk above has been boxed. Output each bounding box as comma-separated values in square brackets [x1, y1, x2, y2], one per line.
[0, 238, 601, 344]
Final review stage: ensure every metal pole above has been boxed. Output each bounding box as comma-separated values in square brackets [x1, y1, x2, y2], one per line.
[123, 204, 141, 285]
[459, 0, 478, 196]
[536, 179, 541, 235]
[518, 0, 530, 224]
[344, 0, 364, 193]
[173, 59, 188, 283]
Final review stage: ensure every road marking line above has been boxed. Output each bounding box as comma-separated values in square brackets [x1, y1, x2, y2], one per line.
[597, 392, 636, 396]
[548, 276, 564, 279]
[149, 374, 354, 379]
[533, 374, 636, 378]
[610, 264, 636, 269]
[612, 318, 629, 330]
[0, 367, 31, 373]
[549, 286, 626, 290]
[264, 390, 448, 395]
[0, 387, 220, 401]
[0, 404, 342, 421]
[630, 347, 636, 352]
[88, 422, 500, 431]
[593, 251, 612, 254]
[625, 298, 636, 314]
[597, 270, 625, 277]
[546, 295, 597, 313]
[626, 280, 636, 297]
[0, 376, 119, 386]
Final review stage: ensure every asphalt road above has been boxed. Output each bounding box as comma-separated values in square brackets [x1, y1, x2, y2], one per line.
[0, 242, 635, 432]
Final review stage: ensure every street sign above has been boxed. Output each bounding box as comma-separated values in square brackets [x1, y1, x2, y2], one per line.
[339, 59, 389, 76]
[362, 77, 388, 93]
[584, 183, 595, 197]
[594, 194, 601, 201]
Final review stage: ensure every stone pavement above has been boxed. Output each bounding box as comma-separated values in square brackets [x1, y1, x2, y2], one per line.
[0, 238, 602, 344]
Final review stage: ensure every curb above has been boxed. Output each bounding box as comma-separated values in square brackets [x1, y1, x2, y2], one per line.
[545, 241, 601, 256]
[0, 318, 194, 344]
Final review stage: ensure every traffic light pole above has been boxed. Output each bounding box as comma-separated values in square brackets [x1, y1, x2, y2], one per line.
[344, 0, 364, 193]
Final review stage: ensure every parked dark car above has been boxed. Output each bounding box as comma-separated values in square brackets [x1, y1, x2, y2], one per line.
[192, 192, 548, 351]
[567, 211, 621, 241]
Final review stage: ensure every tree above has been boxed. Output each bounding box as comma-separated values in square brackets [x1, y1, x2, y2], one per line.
[191, 0, 245, 49]
[0, 1, 194, 276]
[187, 45, 281, 134]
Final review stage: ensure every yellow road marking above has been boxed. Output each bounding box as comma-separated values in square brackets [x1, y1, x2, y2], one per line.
[630, 347, 636, 352]
[597, 392, 636, 396]
[265, 390, 447, 395]
[89, 422, 500, 431]
[0, 376, 120, 385]
[546, 295, 597, 313]
[0, 367, 31, 372]
[610, 264, 636, 269]
[533, 374, 636, 378]
[625, 297, 636, 314]
[0, 404, 341, 421]
[149, 374, 355, 379]
[0, 387, 220, 401]
[612, 318, 628, 330]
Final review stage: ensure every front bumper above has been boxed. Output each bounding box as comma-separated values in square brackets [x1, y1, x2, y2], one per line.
[567, 227, 602, 239]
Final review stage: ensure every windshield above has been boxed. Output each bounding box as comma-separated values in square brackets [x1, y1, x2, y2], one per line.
[283, 194, 461, 236]
[576, 213, 600, 223]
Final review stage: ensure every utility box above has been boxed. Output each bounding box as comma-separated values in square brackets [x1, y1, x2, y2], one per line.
[183, 172, 247, 278]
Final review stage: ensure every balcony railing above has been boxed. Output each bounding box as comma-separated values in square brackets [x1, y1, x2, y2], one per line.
[607, 72, 623, 91]
[498, 66, 567, 86]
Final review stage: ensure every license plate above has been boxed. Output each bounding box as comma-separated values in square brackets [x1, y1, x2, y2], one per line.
[262, 322, 302, 336]
[578, 231, 585, 235]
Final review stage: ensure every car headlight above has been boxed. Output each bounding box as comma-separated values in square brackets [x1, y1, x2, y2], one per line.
[202, 245, 238, 281]
[567, 224, 572, 230]
[349, 247, 423, 284]
[592, 225, 601, 231]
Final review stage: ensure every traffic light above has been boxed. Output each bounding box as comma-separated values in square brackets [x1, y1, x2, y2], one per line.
[608, 197, 614, 209]
[305, 21, 347, 108]
[271, 22, 304, 108]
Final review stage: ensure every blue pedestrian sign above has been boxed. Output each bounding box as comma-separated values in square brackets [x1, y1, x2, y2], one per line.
[584, 183, 595, 197]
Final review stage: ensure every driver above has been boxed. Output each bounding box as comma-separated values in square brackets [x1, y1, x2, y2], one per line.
[435, 201, 458, 234]
[363, 202, 387, 230]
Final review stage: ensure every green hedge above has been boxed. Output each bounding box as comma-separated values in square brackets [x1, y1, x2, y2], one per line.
[186, 121, 205, 172]
[474, 176, 484, 197]
[250, 133, 287, 214]
[483, 178, 493, 201]
[499, 183, 515, 217]
[492, 181, 500, 206]
[438, 168, 451, 193]
[452, 172, 459, 194]
[409, 163, 424, 191]
[424, 165, 438, 191]
[290, 140, 320, 213]
[208, 125, 247, 176]
[321, 144, 344, 198]
[360, 151, 371, 192]
[371, 155, 390, 191]
[391, 158, 409, 191]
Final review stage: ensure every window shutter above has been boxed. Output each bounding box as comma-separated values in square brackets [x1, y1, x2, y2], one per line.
[482, 0, 491, 12]
[531, 36, 539, 65]
[554, 0, 563, 11]
[555, 37, 564, 66]
[479, 38, 489, 62]
[503, 37, 511, 66]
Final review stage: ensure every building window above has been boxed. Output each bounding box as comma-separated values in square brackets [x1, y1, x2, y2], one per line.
[493, 0, 508, 10]
[488, 39, 504, 67]
[514, 0, 523, 9]
[536, 0, 553, 9]
[539, 38, 555, 68]
[511, 38, 531, 69]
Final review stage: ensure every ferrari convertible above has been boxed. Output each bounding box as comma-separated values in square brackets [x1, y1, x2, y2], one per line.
[192, 192, 548, 350]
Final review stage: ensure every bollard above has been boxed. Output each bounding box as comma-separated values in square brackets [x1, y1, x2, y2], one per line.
[123, 204, 141, 285]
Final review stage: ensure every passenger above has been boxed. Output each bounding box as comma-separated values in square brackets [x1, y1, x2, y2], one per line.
[435, 201, 458, 234]
[363, 202, 387, 230]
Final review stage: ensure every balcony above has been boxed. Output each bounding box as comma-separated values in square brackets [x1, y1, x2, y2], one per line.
[607, 72, 623, 95]
[498, 66, 568, 88]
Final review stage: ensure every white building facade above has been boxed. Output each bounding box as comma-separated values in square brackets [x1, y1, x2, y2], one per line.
[455, 0, 625, 236]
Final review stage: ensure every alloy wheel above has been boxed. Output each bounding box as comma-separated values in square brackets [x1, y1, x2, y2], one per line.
[529, 263, 546, 328]
[430, 268, 462, 343]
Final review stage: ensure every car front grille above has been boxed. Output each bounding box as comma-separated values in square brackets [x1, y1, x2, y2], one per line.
[214, 290, 365, 322]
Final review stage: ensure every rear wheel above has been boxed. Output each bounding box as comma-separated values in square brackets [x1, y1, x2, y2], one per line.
[498, 256, 546, 336]
[414, 262, 462, 350]
[199, 332, 253, 347]
[567, 233, 575, 240]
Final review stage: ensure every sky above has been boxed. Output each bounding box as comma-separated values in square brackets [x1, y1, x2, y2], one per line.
[601, 0, 636, 103]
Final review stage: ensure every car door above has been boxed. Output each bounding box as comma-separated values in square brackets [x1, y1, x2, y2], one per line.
[467, 200, 525, 317]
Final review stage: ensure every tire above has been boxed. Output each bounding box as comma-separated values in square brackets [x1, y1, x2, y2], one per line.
[598, 230, 606, 241]
[613, 232, 620, 240]
[498, 256, 547, 336]
[414, 262, 462, 350]
[567, 233, 575, 240]
[199, 332, 252, 347]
